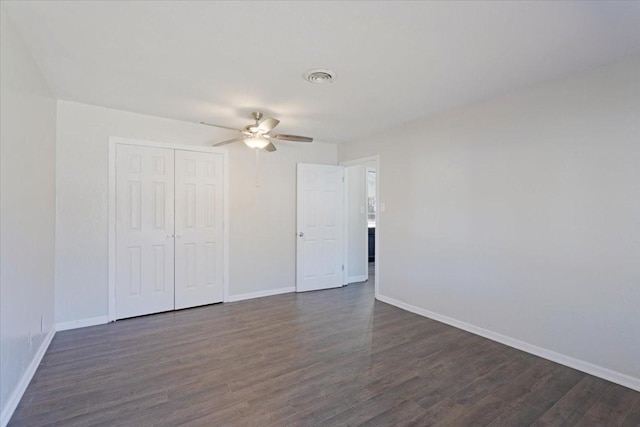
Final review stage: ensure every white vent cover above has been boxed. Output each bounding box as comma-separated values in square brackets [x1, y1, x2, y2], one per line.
[303, 69, 336, 84]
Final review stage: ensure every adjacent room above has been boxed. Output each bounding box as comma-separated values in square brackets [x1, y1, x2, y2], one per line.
[1, 1, 639, 426]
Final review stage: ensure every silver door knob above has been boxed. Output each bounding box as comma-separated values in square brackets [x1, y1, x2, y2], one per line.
[298, 232, 304, 237]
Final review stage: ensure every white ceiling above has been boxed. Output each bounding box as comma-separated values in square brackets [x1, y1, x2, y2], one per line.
[5, 1, 640, 144]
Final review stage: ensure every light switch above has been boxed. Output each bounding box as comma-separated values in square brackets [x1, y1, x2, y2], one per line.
[380, 202, 386, 212]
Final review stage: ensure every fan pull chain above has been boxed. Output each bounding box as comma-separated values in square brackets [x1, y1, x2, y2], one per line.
[255, 148, 260, 187]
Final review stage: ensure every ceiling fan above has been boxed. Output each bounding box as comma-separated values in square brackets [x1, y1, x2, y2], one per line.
[200, 112, 313, 152]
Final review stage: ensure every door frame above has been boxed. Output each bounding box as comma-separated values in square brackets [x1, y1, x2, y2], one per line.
[108, 136, 229, 322]
[340, 155, 380, 299]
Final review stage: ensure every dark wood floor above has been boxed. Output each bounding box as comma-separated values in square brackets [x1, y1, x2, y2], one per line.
[10, 268, 640, 426]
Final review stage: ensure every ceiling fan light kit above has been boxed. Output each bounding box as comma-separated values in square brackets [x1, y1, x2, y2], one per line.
[201, 111, 314, 153]
[244, 136, 270, 149]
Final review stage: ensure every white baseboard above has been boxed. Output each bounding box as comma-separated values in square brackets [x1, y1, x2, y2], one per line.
[376, 294, 640, 392]
[347, 275, 368, 284]
[1, 328, 55, 427]
[56, 316, 109, 332]
[226, 286, 295, 303]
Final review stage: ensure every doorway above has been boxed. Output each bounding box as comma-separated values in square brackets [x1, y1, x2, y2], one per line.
[342, 156, 379, 298]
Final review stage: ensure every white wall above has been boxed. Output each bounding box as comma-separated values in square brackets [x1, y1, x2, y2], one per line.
[55, 101, 337, 324]
[339, 59, 640, 386]
[345, 164, 367, 283]
[0, 7, 57, 424]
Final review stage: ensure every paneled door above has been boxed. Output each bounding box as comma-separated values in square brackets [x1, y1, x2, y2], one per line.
[115, 145, 175, 319]
[174, 150, 225, 309]
[296, 163, 345, 292]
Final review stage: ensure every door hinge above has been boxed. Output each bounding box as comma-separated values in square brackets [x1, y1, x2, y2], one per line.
[342, 176, 345, 183]
[342, 264, 344, 271]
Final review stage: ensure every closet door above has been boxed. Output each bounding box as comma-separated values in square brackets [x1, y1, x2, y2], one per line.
[115, 145, 175, 319]
[174, 150, 224, 309]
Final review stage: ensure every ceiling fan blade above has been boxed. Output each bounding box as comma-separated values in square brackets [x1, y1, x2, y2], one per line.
[213, 136, 246, 146]
[258, 117, 280, 133]
[264, 142, 277, 152]
[272, 134, 313, 143]
[200, 122, 241, 132]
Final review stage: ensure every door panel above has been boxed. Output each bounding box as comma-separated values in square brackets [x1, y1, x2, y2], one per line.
[296, 163, 344, 292]
[174, 150, 224, 309]
[116, 145, 175, 319]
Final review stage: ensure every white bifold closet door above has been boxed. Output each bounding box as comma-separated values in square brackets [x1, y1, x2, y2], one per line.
[174, 150, 224, 309]
[116, 145, 176, 319]
[115, 145, 224, 319]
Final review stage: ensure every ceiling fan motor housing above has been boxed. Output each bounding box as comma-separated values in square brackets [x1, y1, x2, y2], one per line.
[243, 125, 260, 135]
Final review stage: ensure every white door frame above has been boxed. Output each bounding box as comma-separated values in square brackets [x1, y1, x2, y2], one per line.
[340, 155, 380, 299]
[108, 136, 230, 322]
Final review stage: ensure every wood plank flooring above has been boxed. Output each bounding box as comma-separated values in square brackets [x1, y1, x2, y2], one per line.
[10, 269, 640, 426]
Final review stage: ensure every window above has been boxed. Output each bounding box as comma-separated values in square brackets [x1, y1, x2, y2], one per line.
[367, 169, 376, 227]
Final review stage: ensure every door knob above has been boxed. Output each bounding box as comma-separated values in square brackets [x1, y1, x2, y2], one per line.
[298, 232, 304, 237]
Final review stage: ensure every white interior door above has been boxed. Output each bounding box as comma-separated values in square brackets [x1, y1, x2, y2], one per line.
[174, 150, 225, 309]
[115, 145, 175, 319]
[296, 163, 344, 292]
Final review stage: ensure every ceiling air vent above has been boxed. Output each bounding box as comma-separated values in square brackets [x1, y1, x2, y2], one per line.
[303, 69, 336, 84]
